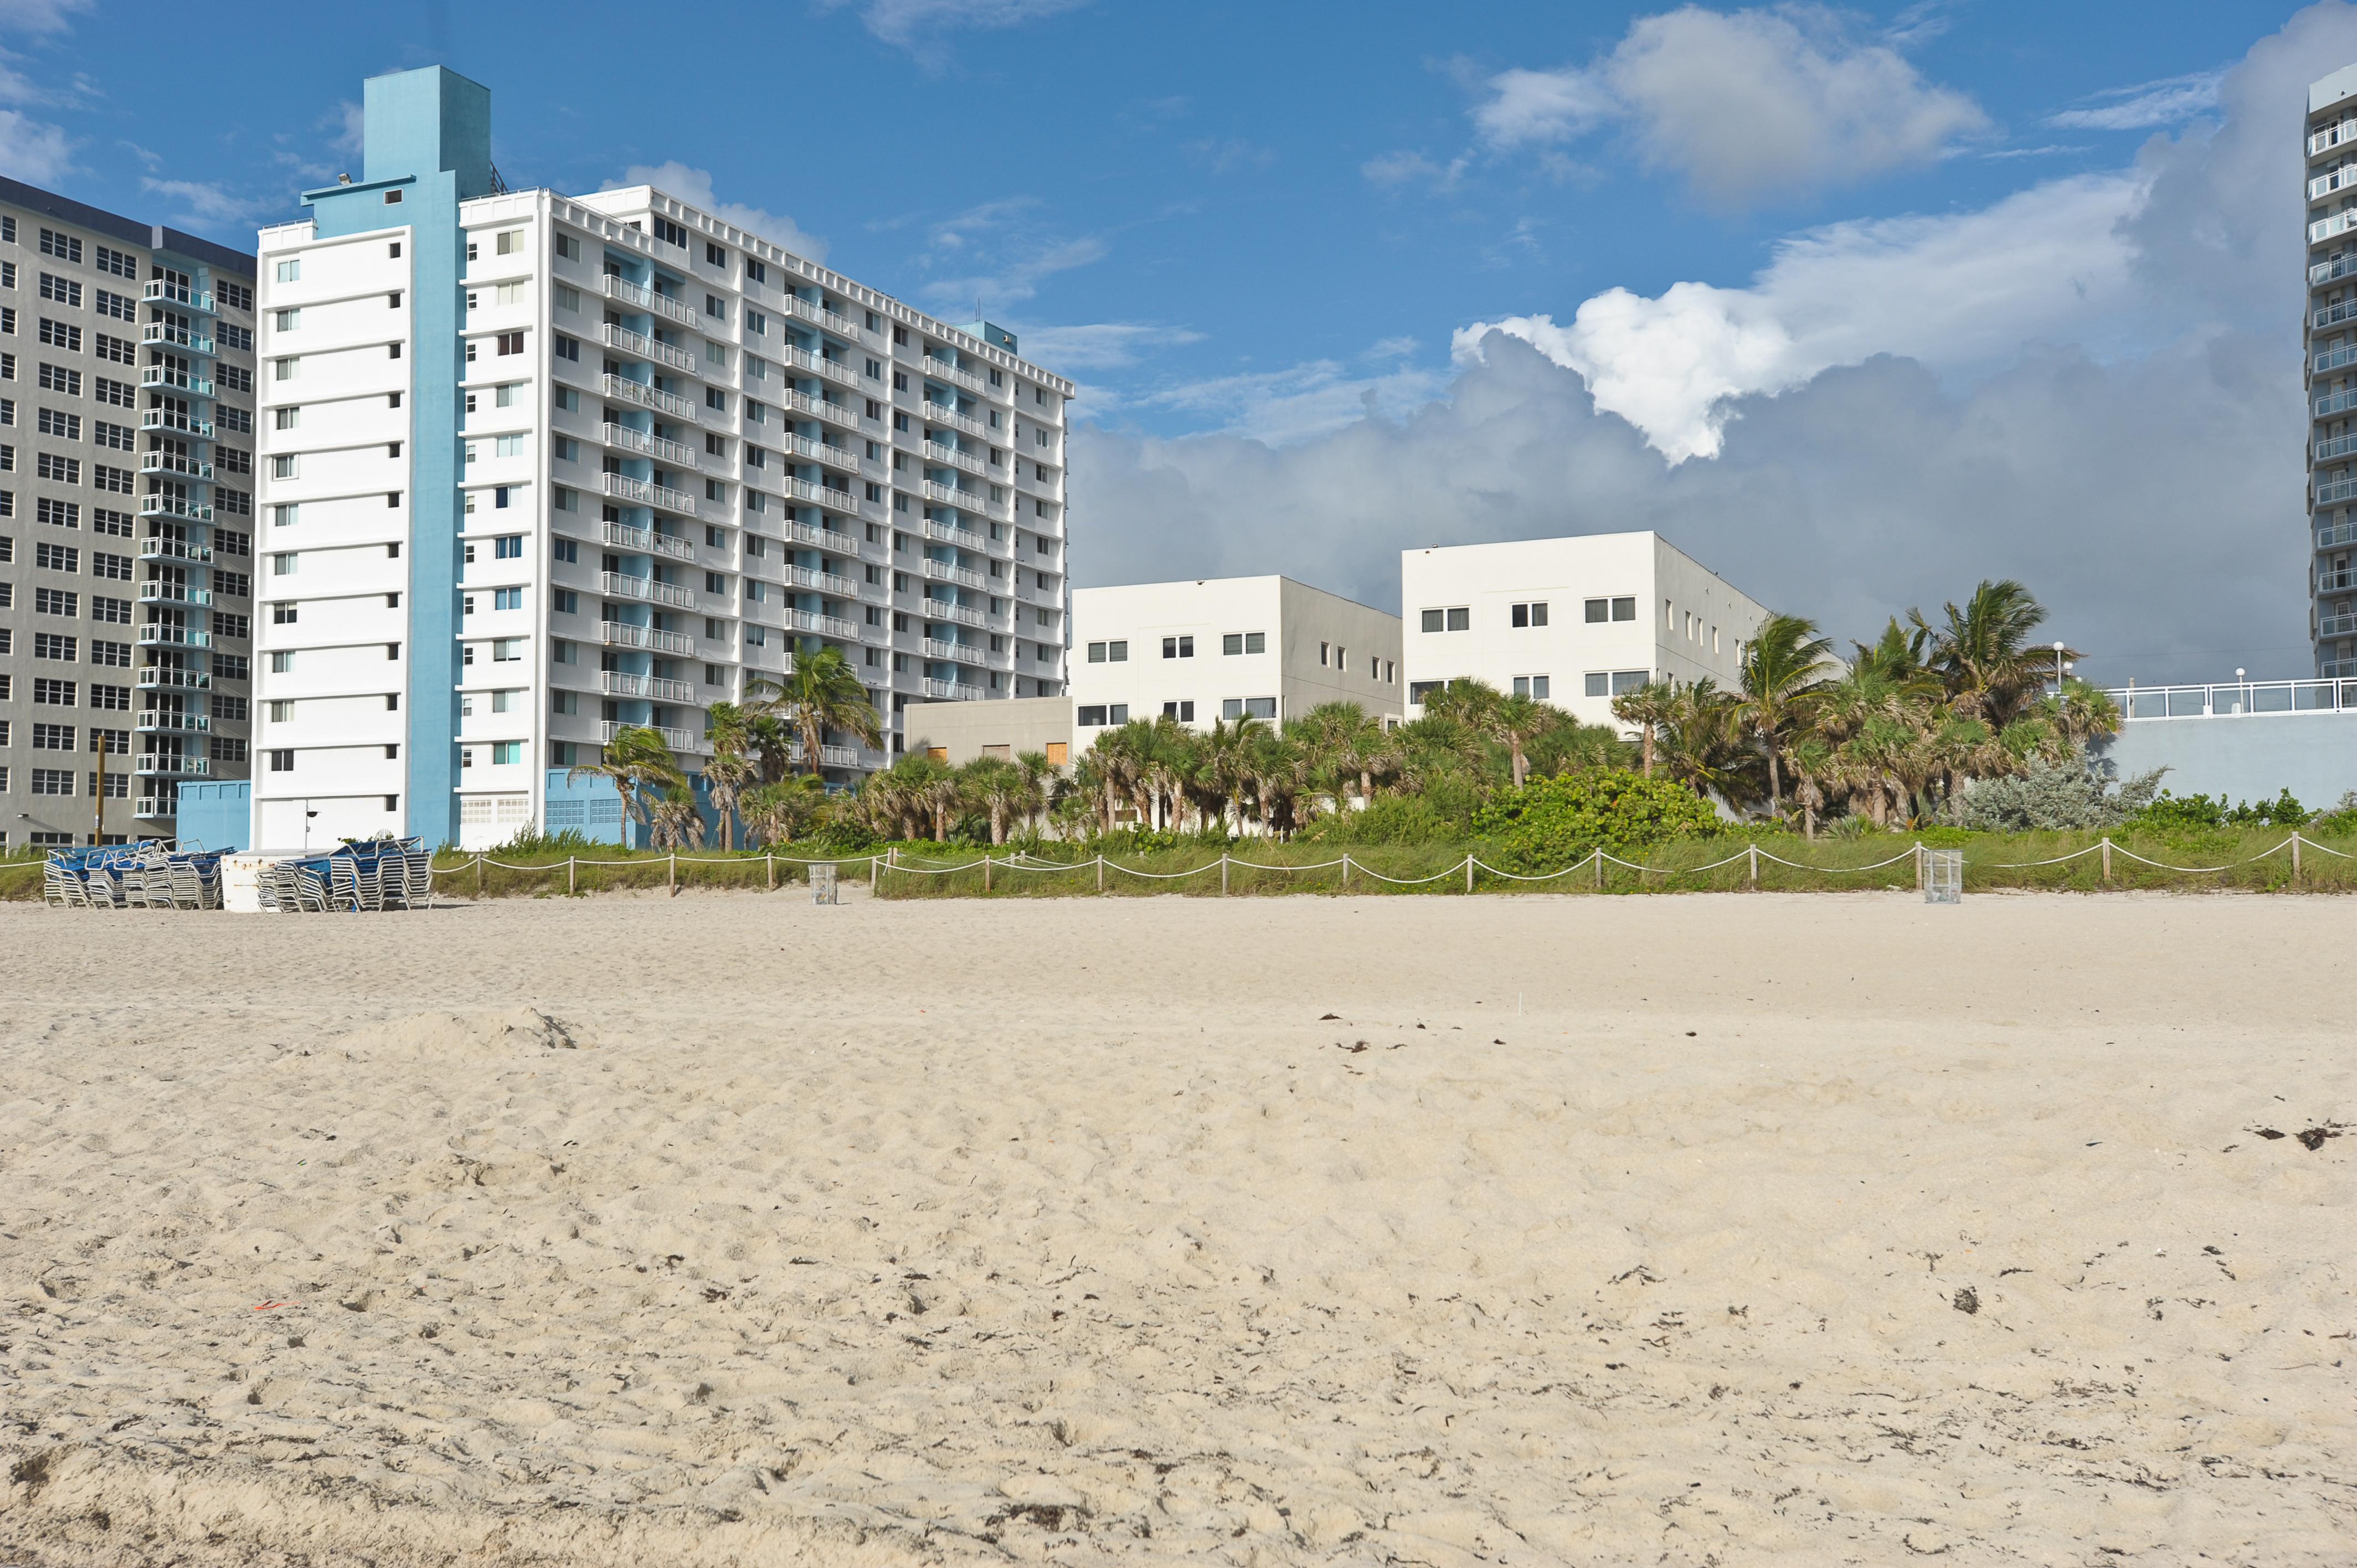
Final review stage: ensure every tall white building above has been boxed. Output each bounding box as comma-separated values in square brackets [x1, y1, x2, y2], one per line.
[1068, 575, 1403, 737]
[251, 67, 1072, 849]
[1401, 532, 1766, 728]
[2309, 63, 2357, 677]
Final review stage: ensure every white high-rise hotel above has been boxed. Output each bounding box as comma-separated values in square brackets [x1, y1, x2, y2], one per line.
[2312, 64, 2357, 676]
[251, 68, 1071, 848]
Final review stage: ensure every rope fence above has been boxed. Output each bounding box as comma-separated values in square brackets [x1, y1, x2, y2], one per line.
[377, 832, 2353, 900]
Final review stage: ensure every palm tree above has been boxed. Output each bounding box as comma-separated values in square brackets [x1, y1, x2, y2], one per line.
[1013, 748, 1059, 838]
[1733, 611, 1834, 818]
[746, 644, 884, 777]
[701, 702, 757, 850]
[1655, 679, 1756, 806]
[742, 774, 829, 846]
[647, 787, 704, 852]
[1484, 690, 1552, 790]
[1787, 736, 1836, 839]
[1610, 679, 1678, 778]
[1909, 580, 2073, 728]
[567, 725, 686, 846]
[958, 755, 1038, 845]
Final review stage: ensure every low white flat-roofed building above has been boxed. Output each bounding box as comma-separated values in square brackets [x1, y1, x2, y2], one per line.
[1069, 575, 1402, 739]
[1401, 532, 1767, 728]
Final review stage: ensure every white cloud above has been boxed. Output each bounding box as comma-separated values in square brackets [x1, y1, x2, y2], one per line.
[1468, 4, 1988, 207]
[140, 177, 265, 228]
[1011, 321, 1203, 372]
[923, 234, 1106, 313]
[817, 0, 1089, 49]
[325, 99, 363, 158]
[1127, 354, 1452, 448]
[609, 162, 827, 262]
[1360, 149, 1465, 191]
[1456, 171, 2145, 462]
[0, 107, 69, 183]
[2050, 71, 2224, 131]
[0, 0, 90, 32]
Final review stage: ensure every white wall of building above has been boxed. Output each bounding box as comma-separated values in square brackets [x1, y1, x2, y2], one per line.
[1069, 575, 1403, 737]
[1401, 532, 1767, 729]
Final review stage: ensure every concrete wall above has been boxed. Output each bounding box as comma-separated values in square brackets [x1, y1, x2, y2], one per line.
[2094, 714, 2357, 808]
[174, 780, 251, 852]
[903, 695, 1073, 767]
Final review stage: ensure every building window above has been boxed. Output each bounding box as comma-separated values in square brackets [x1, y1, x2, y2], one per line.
[1162, 635, 1193, 659]
[1220, 631, 1267, 654]
[1420, 607, 1470, 632]
[1584, 670, 1651, 698]
[1408, 680, 1442, 706]
[1584, 597, 1638, 623]
[1077, 705, 1108, 727]
[1511, 601, 1550, 628]
[267, 749, 294, 772]
[1512, 675, 1552, 699]
[1162, 700, 1196, 722]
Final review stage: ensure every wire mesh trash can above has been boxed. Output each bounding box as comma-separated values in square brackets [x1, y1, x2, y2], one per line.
[811, 862, 838, 905]
[1924, 849, 1963, 904]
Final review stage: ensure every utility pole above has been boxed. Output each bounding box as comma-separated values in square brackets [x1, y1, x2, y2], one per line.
[93, 733, 106, 845]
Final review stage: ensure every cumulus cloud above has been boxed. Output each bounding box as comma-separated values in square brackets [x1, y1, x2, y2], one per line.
[0, 106, 68, 182]
[1468, 4, 1989, 207]
[609, 163, 827, 262]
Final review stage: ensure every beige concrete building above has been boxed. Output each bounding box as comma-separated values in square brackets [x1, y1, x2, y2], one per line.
[904, 692, 1070, 768]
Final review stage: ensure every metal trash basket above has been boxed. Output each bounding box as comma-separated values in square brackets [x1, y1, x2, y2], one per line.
[1924, 849, 1963, 904]
[810, 862, 839, 905]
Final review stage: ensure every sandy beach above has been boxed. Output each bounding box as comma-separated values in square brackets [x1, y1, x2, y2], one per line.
[1, 889, 2350, 1565]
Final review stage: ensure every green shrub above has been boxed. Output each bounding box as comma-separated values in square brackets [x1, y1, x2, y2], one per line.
[1304, 793, 1466, 846]
[2132, 788, 2309, 832]
[1473, 768, 1723, 871]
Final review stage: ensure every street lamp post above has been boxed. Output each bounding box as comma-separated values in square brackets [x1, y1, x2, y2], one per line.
[2052, 641, 2066, 694]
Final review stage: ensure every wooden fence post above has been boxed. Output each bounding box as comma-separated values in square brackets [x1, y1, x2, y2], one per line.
[1221, 854, 1229, 896]
[1747, 843, 1758, 889]
[1341, 852, 1351, 888]
[1096, 854, 1104, 894]
[2292, 833, 2303, 879]
[984, 855, 992, 893]
[475, 854, 485, 896]
[1465, 855, 1474, 894]
[668, 852, 678, 896]
[1593, 849, 1603, 890]
[766, 852, 776, 891]
[568, 856, 576, 895]
[871, 853, 880, 890]
[2101, 837, 2112, 884]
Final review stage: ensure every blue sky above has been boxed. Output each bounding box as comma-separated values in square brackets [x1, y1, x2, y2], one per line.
[0, 1, 2344, 678]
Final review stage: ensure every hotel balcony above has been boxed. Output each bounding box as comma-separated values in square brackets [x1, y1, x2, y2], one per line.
[139, 494, 214, 524]
[2313, 253, 2357, 287]
[778, 293, 861, 339]
[600, 273, 699, 328]
[923, 354, 985, 394]
[783, 564, 860, 596]
[601, 420, 697, 467]
[785, 739, 864, 768]
[140, 409, 214, 439]
[923, 517, 985, 549]
[599, 518, 696, 561]
[599, 718, 696, 752]
[137, 582, 213, 607]
[600, 372, 696, 420]
[922, 678, 983, 701]
[601, 470, 699, 515]
[141, 321, 216, 358]
[136, 709, 211, 734]
[135, 667, 210, 690]
[142, 278, 215, 315]
[923, 638, 987, 666]
[2317, 387, 2357, 419]
[924, 440, 985, 476]
[2315, 212, 2357, 248]
[922, 556, 985, 589]
[2322, 612, 2357, 639]
[599, 620, 695, 654]
[2315, 165, 2357, 202]
[600, 670, 697, 703]
[2319, 476, 2357, 507]
[783, 607, 861, 640]
[140, 365, 214, 396]
[134, 753, 210, 777]
[136, 625, 210, 648]
[782, 344, 862, 389]
[138, 537, 211, 563]
[601, 322, 697, 374]
[2318, 431, 2357, 462]
[920, 401, 985, 437]
[139, 451, 213, 480]
[780, 431, 858, 468]
[929, 599, 988, 629]
[600, 570, 695, 609]
[922, 479, 979, 508]
[779, 388, 863, 431]
[2314, 118, 2357, 157]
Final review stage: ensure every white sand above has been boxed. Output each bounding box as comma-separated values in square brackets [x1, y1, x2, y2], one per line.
[0, 890, 2350, 1566]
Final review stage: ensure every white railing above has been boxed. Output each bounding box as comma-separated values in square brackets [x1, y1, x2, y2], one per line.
[778, 516, 858, 551]
[780, 431, 859, 468]
[601, 670, 697, 702]
[2315, 165, 2357, 202]
[134, 754, 209, 776]
[599, 620, 695, 654]
[2314, 252, 2357, 287]
[923, 354, 985, 393]
[600, 570, 692, 608]
[2315, 119, 2357, 157]
[923, 517, 983, 548]
[602, 273, 699, 327]
[136, 709, 210, 733]
[600, 718, 698, 751]
[782, 564, 861, 596]
[922, 479, 975, 507]
[602, 322, 696, 373]
[923, 638, 987, 666]
[924, 441, 984, 475]
[602, 470, 700, 514]
[2318, 210, 2357, 246]
[135, 667, 210, 689]
[2317, 431, 2357, 462]
[601, 420, 697, 466]
[137, 583, 212, 606]
[2322, 476, 2357, 507]
[139, 495, 214, 523]
[2318, 343, 2357, 375]
[601, 372, 696, 419]
[136, 625, 209, 647]
[929, 599, 987, 628]
[922, 678, 983, 701]
[785, 739, 864, 768]
[141, 322, 215, 354]
[141, 410, 213, 437]
[779, 388, 863, 429]
[138, 366, 213, 395]
[2107, 678, 2357, 720]
[142, 279, 214, 313]
[920, 401, 984, 436]
[922, 557, 986, 589]
[600, 518, 696, 560]
[2323, 613, 2357, 638]
[2321, 522, 2357, 549]
[778, 294, 861, 339]
[140, 452, 212, 479]
[138, 538, 211, 563]
[2319, 297, 2357, 332]
[781, 344, 861, 388]
[2318, 387, 2357, 418]
[783, 607, 861, 640]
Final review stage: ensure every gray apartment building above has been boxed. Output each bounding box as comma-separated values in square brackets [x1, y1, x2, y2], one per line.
[0, 178, 256, 849]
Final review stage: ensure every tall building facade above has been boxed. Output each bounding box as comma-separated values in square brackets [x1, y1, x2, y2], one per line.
[0, 179, 256, 849]
[1401, 532, 1766, 730]
[253, 68, 1072, 849]
[2312, 64, 2357, 677]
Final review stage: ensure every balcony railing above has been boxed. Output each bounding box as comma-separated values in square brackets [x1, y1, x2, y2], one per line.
[781, 564, 861, 596]
[600, 669, 697, 703]
[2322, 568, 2357, 592]
[141, 278, 215, 314]
[2322, 612, 2357, 638]
[601, 272, 699, 328]
[600, 718, 697, 751]
[920, 401, 984, 436]
[140, 409, 214, 438]
[2320, 476, 2357, 507]
[135, 753, 209, 777]
[2318, 431, 2357, 463]
[924, 440, 985, 476]
[778, 294, 861, 339]
[600, 518, 696, 560]
[922, 556, 986, 589]
[139, 494, 214, 524]
[2315, 119, 2357, 157]
[781, 344, 861, 389]
[785, 739, 864, 768]
[779, 388, 863, 429]
[2313, 252, 2357, 287]
[137, 582, 212, 606]
[599, 620, 695, 654]
[138, 537, 211, 563]
[922, 678, 982, 701]
[599, 570, 695, 608]
[2318, 387, 2357, 419]
[783, 607, 861, 640]
[136, 625, 209, 647]
[601, 470, 699, 515]
[781, 432, 859, 468]
[140, 365, 214, 396]
[2320, 522, 2357, 549]
[601, 420, 697, 466]
[2109, 678, 2357, 719]
[922, 479, 978, 508]
[779, 516, 858, 551]
[928, 599, 987, 628]
[139, 452, 213, 479]
[601, 322, 697, 373]
[135, 667, 210, 690]
[923, 354, 985, 393]
[136, 709, 211, 733]
[923, 517, 984, 548]
[2324, 212, 2357, 247]
[601, 372, 696, 419]
[923, 638, 987, 666]
[141, 322, 215, 356]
